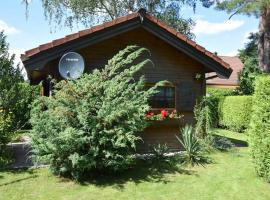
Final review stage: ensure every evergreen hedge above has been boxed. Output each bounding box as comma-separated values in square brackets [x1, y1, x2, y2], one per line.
[219, 96, 253, 132]
[249, 75, 270, 182]
[30, 46, 162, 180]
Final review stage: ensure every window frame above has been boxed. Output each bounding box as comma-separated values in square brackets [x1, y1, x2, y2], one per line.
[146, 83, 177, 110]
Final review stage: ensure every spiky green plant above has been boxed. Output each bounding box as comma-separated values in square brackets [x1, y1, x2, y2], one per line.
[176, 125, 209, 166]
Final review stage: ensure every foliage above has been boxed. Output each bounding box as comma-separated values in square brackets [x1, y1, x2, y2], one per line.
[0, 31, 39, 130]
[215, 1, 270, 17]
[14, 83, 40, 129]
[176, 125, 209, 166]
[206, 87, 236, 98]
[145, 109, 183, 121]
[23, 0, 196, 39]
[30, 46, 163, 180]
[249, 75, 270, 182]
[0, 111, 13, 166]
[238, 32, 262, 95]
[194, 97, 215, 138]
[150, 143, 170, 163]
[219, 96, 253, 132]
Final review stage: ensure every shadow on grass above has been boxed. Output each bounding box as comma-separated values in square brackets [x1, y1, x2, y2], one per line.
[0, 168, 38, 187]
[78, 160, 196, 190]
[215, 134, 248, 147]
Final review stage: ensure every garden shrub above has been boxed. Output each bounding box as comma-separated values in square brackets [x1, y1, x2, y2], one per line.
[30, 46, 162, 180]
[0, 111, 13, 166]
[194, 97, 215, 138]
[249, 75, 270, 182]
[206, 87, 236, 97]
[176, 125, 210, 166]
[206, 87, 236, 128]
[219, 96, 253, 132]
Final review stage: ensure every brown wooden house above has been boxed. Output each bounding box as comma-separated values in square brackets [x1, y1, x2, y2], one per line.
[21, 9, 232, 151]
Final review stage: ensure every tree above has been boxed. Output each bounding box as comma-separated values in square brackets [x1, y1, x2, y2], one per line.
[0, 31, 23, 164]
[0, 31, 23, 122]
[23, 0, 197, 39]
[30, 46, 162, 180]
[205, 0, 270, 73]
[237, 32, 262, 94]
[0, 31, 39, 130]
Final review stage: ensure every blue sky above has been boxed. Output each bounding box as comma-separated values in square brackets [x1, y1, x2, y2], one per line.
[0, 1, 258, 66]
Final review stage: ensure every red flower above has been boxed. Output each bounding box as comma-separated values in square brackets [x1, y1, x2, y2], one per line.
[173, 109, 177, 113]
[145, 112, 154, 119]
[160, 109, 168, 117]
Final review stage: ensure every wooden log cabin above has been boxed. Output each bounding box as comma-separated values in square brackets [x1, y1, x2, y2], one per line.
[21, 9, 232, 151]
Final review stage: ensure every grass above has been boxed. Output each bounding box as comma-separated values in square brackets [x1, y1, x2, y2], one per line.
[1, 148, 270, 200]
[213, 128, 248, 146]
[10, 130, 30, 143]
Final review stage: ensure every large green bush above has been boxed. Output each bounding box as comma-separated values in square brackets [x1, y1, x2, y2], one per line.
[219, 96, 253, 132]
[0, 111, 13, 166]
[249, 75, 270, 182]
[30, 46, 161, 180]
[206, 87, 237, 128]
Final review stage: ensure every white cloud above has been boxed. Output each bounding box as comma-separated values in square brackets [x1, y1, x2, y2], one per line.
[9, 48, 24, 65]
[0, 20, 20, 35]
[193, 19, 244, 35]
[9, 48, 27, 79]
[223, 50, 238, 56]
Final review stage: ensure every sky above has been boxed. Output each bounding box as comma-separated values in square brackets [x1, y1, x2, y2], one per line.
[0, 1, 259, 67]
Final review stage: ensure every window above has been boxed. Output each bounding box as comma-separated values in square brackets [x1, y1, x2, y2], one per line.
[147, 85, 176, 109]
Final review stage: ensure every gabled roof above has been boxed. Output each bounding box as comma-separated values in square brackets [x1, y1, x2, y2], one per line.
[206, 56, 244, 87]
[21, 8, 232, 79]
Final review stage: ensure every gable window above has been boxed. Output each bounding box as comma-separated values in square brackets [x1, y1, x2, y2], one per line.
[147, 84, 176, 109]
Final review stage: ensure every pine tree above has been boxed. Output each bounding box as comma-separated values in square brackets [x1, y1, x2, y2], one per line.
[30, 45, 163, 180]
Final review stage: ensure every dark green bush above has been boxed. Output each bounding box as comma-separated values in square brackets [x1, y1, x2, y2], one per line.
[194, 97, 215, 138]
[249, 75, 270, 182]
[30, 46, 161, 180]
[219, 96, 253, 132]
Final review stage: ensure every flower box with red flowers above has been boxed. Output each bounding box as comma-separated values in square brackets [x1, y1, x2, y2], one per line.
[145, 109, 183, 127]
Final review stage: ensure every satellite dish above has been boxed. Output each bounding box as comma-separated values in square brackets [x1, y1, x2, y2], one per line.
[58, 52, 85, 80]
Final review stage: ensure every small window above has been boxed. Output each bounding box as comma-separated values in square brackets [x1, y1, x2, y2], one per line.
[147, 85, 176, 109]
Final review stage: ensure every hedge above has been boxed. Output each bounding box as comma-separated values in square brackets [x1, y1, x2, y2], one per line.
[219, 96, 253, 132]
[206, 87, 236, 128]
[249, 75, 270, 182]
[206, 87, 236, 98]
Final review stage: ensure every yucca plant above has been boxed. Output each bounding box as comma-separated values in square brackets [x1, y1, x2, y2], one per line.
[176, 125, 209, 166]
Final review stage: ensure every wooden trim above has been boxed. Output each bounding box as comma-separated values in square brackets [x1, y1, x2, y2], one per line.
[205, 74, 218, 80]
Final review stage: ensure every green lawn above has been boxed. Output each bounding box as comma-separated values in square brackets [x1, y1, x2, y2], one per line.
[213, 128, 248, 144]
[1, 148, 270, 200]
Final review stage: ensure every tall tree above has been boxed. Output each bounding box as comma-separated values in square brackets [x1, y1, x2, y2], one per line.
[238, 32, 262, 94]
[0, 31, 39, 129]
[215, 0, 270, 73]
[22, 0, 199, 39]
[193, 0, 270, 73]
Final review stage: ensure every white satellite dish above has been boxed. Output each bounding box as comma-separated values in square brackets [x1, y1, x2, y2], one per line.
[58, 52, 85, 80]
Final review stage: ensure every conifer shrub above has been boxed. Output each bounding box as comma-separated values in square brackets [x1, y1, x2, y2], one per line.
[249, 75, 270, 182]
[219, 96, 253, 132]
[30, 46, 163, 180]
